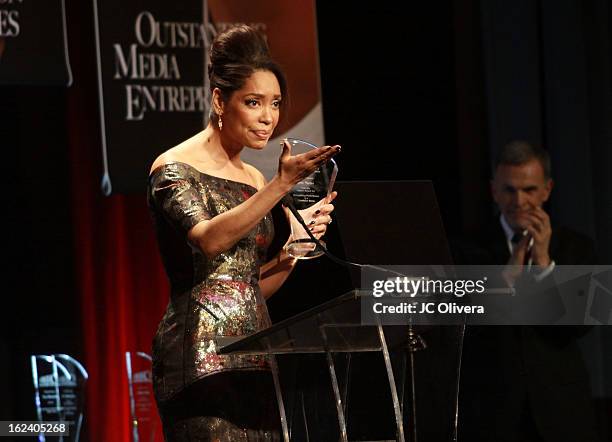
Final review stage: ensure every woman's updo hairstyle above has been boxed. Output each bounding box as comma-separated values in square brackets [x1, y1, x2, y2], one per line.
[208, 25, 288, 123]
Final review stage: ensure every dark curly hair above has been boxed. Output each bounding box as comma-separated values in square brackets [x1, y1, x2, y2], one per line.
[208, 25, 288, 124]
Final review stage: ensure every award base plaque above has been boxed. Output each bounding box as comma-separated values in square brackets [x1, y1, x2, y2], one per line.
[285, 237, 327, 260]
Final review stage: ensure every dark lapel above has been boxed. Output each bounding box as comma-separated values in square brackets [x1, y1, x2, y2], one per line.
[480, 220, 511, 265]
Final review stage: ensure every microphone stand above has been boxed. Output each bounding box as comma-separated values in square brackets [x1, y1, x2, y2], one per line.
[282, 194, 430, 442]
[281, 194, 406, 278]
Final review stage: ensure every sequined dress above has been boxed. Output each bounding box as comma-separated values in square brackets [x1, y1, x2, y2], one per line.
[147, 162, 280, 441]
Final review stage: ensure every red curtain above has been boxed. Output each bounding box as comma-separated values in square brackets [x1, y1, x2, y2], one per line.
[66, 2, 167, 440]
[70, 192, 167, 441]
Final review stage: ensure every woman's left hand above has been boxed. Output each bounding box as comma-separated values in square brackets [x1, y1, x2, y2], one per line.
[298, 191, 337, 239]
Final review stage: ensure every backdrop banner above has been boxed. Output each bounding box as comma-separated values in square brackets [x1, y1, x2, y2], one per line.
[93, 0, 210, 194]
[0, 0, 72, 85]
[95, 0, 323, 194]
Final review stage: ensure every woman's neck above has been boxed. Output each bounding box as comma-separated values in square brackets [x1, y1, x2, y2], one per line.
[182, 125, 257, 187]
[199, 124, 243, 167]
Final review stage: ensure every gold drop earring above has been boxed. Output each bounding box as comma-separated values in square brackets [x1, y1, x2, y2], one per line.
[218, 114, 223, 131]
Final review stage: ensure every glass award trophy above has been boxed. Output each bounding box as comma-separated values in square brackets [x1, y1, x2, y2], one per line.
[126, 352, 160, 442]
[31, 354, 88, 442]
[284, 138, 338, 259]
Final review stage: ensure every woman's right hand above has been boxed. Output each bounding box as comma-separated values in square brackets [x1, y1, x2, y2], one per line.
[277, 139, 341, 189]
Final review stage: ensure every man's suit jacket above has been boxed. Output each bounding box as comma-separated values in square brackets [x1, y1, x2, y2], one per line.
[455, 221, 599, 442]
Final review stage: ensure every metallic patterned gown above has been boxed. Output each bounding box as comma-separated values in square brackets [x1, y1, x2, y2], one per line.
[147, 162, 279, 441]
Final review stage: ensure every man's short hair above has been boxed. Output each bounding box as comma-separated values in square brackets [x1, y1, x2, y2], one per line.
[495, 140, 552, 180]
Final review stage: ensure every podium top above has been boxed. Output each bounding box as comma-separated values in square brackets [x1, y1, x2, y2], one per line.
[217, 290, 411, 355]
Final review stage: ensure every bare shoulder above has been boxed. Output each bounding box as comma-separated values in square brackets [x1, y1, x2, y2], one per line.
[149, 137, 200, 175]
[149, 151, 169, 175]
[149, 149, 180, 175]
[243, 163, 267, 189]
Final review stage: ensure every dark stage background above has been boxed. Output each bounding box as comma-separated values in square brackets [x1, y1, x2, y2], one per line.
[1, 0, 611, 441]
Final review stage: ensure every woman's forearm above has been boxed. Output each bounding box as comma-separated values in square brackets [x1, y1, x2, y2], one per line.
[188, 176, 291, 258]
[259, 249, 297, 299]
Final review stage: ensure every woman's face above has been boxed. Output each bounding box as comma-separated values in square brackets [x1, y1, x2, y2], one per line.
[218, 70, 282, 149]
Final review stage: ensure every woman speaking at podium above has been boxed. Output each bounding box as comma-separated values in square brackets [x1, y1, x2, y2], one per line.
[147, 25, 339, 440]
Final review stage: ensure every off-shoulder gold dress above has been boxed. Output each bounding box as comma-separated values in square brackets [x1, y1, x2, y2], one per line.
[148, 162, 280, 441]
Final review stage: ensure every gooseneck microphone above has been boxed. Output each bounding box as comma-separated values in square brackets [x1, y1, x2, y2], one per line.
[280, 194, 405, 278]
[281, 194, 344, 266]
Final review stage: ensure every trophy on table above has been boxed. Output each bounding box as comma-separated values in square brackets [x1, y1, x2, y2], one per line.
[283, 138, 338, 259]
[125, 351, 159, 442]
[31, 354, 88, 442]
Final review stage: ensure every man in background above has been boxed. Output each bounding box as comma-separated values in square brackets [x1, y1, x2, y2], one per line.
[457, 141, 600, 442]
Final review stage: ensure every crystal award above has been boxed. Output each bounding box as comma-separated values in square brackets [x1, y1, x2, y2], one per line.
[284, 138, 338, 259]
[31, 354, 88, 442]
[125, 351, 160, 442]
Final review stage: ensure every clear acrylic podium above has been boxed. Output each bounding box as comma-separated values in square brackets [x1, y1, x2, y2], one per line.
[218, 181, 462, 441]
[217, 290, 464, 442]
